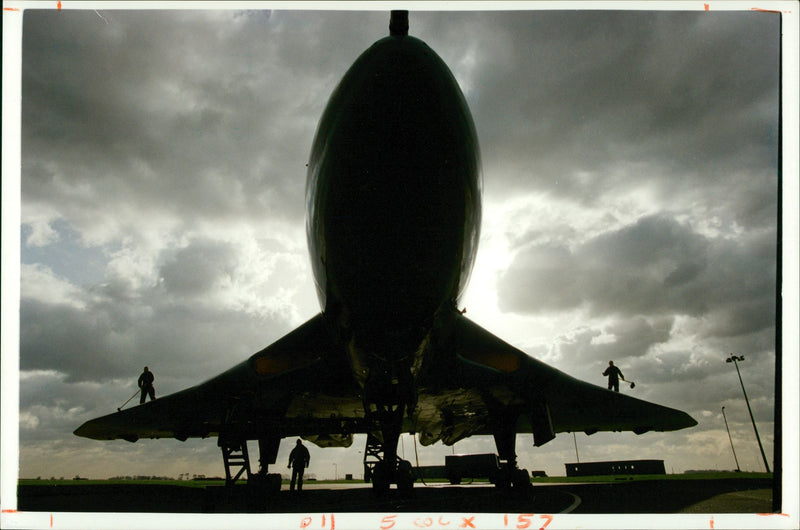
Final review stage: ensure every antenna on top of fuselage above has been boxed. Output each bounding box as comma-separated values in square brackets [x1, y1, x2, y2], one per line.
[390, 10, 409, 36]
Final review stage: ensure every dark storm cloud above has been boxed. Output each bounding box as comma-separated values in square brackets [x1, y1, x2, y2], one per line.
[449, 11, 779, 225]
[20, 9, 779, 249]
[21, 10, 384, 241]
[546, 315, 672, 372]
[159, 238, 236, 296]
[20, 277, 295, 386]
[498, 214, 776, 337]
[597, 315, 675, 358]
[20, 299, 130, 382]
[20, 236, 304, 387]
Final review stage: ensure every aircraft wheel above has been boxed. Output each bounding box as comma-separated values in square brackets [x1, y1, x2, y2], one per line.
[512, 469, 532, 491]
[371, 462, 391, 496]
[267, 473, 282, 493]
[494, 473, 511, 489]
[397, 460, 414, 498]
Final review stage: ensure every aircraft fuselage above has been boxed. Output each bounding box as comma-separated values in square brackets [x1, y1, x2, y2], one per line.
[306, 32, 482, 392]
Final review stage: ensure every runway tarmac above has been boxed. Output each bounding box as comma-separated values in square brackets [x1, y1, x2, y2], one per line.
[17, 477, 774, 514]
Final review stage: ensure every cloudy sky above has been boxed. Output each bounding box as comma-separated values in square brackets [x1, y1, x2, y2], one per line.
[5, 4, 787, 482]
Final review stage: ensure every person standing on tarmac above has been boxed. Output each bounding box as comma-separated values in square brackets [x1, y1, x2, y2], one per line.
[288, 439, 311, 492]
[138, 366, 156, 404]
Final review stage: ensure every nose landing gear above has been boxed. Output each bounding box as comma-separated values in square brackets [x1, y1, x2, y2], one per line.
[362, 402, 415, 497]
[489, 407, 533, 492]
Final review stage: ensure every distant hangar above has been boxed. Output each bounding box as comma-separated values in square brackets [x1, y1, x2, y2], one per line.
[565, 459, 666, 477]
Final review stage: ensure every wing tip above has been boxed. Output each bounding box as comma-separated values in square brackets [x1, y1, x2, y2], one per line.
[73, 421, 92, 439]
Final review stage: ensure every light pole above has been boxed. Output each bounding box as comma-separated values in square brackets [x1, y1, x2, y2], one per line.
[572, 432, 580, 463]
[721, 406, 741, 472]
[725, 354, 770, 473]
[332, 463, 338, 481]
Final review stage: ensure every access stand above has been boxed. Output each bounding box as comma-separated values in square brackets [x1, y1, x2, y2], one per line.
[362, 432, 383, 483]
[218, 435, 282, 493]
[221, 438, 252, 485]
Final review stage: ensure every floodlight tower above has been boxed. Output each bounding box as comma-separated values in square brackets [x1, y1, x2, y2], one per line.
[725, 354, 770, 473]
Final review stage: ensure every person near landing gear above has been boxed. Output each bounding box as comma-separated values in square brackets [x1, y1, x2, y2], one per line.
[288, 439, 310, 492]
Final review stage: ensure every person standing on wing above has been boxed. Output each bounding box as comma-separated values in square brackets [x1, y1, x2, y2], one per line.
[138, 366, 156, 403]
[602, 360, 624, 392]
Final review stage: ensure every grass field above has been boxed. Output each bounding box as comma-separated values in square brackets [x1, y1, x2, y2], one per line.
[18, 471, 772, 488]
[530, 471, 772, 483]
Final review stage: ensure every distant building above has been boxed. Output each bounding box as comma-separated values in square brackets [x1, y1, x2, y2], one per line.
[565, 459, 666, 477]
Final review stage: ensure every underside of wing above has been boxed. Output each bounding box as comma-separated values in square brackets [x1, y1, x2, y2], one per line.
[75, 312, 696, 453]
[73, 314, 367, 446]
[410, 315, 697, 447]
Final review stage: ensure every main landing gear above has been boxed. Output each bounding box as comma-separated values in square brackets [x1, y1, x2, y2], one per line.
[489, 407, 533, 491]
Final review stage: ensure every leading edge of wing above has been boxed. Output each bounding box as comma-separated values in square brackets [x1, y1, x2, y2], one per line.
[451, 315, 698, 439]
[73, 313, 342, 442]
